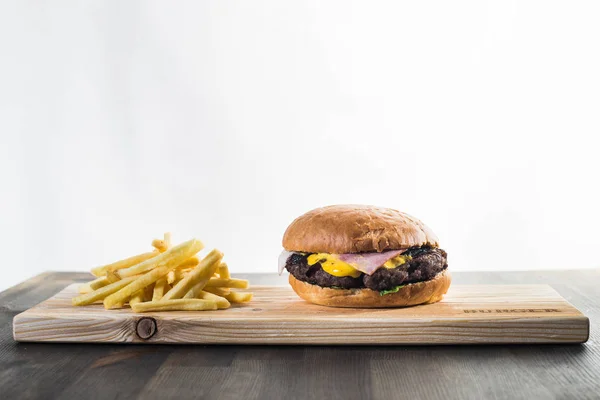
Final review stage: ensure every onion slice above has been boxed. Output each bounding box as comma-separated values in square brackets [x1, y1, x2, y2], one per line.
[278, 250, 294, 275]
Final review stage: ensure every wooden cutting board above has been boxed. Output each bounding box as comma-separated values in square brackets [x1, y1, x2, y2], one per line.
[13, 283, 588, 345]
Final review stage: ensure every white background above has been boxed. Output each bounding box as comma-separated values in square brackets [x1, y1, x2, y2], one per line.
[1, 1, 599, 292]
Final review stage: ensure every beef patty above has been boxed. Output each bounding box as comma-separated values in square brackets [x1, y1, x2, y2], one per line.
[285, 247, 448, 291]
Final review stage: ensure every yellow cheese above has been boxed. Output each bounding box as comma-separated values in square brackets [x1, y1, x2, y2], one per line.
[307, 253, 362, 278]
[383, 255, 412, 269]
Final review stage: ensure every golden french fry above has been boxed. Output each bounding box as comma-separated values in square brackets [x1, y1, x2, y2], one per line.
[166, 258, 198, 284]
[89, 276, 110, 290]
[204, 278, 249, 289]
[106, 270, 121, 284]
[184, 290, 230, 309]
[72, 276, 138, 306]
[152, 278, 169, 301]
[184, 263, 226, 297]
[144, 284, 154, 301]
[204, 287, 230, 296]
[152, 233, 173, 253]
[117, 239, 204, 279]
[218, 262, 230, 279]
[177, 256, 199, 269]
[199, 291, 230, 309]
[90, 251, 158, 277]
[78, 284, 92, 294]
[223, 291, 253, 303]
[79, 275, 111, 293]
[129, 289, 145, 306]
[161, 249, 223, 301]
[183, 279, 204, 299]
[152, 239, 168, 252]
[103, 242, 202, 309]
[131, 299, 217, 313]
[203, 286, 250, 303]
[166, 270, 176, 285]
[167, 269, 187, 285]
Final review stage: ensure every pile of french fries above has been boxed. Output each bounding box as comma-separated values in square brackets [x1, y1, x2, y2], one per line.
[72, 233, 252, 312]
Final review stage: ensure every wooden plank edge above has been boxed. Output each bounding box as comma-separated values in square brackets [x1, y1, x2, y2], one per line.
[13, 313, 589, 345]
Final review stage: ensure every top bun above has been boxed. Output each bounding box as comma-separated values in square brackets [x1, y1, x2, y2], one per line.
[282, 204, 439, 253]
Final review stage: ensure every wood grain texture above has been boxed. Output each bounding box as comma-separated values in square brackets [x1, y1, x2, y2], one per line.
[13, 283, 588, 344]
[1, 271, 599, 400]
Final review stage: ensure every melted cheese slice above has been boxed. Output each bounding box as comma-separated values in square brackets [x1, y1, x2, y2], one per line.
[307, 253, 362, 278]
[383, 254, 412, 269]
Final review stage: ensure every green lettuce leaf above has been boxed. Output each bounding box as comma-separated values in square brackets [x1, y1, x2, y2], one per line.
[379, 285, 406, 296]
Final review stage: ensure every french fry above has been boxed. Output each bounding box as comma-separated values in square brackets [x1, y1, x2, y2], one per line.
[177, 256, 199, 269]
[152, 239, 168, 252]
[152, 278, 169, 301]
[117, 239, 204, 279]
[72, 276, 139, 306]
[79, 276, 111, 293]
[204, 278, 249, 289]
[166, 270, 176, 285]
[131, 299, 217, 313]
[161, 249, 223, 301]
[223, 291, 253, 303]
[106, 270, 121, 284]
[204, 287, 230, 296]
[212, 286, 231, 296]
[78, 283, 92, 294]
[152, 232, 173, 253]
[129, 289, 145, 306]
[103, 242, 203, 309]
[184, 279, 205, 299]
[185, 262, 228, 297]
[200, 291, 230, 309]
[167, 257, 199, 284]
[144, 284, 154, 301]
[89, 276, 110, 290]
[184, 290, 230, 309]
[167, 269, 187, 285]
[203, 287, 250, 303]
[90, 251, 158, 277]
[218, 262, 230, 279]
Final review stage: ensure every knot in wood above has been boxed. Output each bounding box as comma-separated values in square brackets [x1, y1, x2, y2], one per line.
[136, 317, 157, 340]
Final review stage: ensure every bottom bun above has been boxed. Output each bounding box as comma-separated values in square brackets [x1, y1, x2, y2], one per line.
[289, 270, 451, 308]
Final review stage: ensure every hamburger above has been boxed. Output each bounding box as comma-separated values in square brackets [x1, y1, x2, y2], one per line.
[278, 205, 450, 307]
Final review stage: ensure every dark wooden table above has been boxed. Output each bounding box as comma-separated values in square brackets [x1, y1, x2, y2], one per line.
[1, 270, 598, 400]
